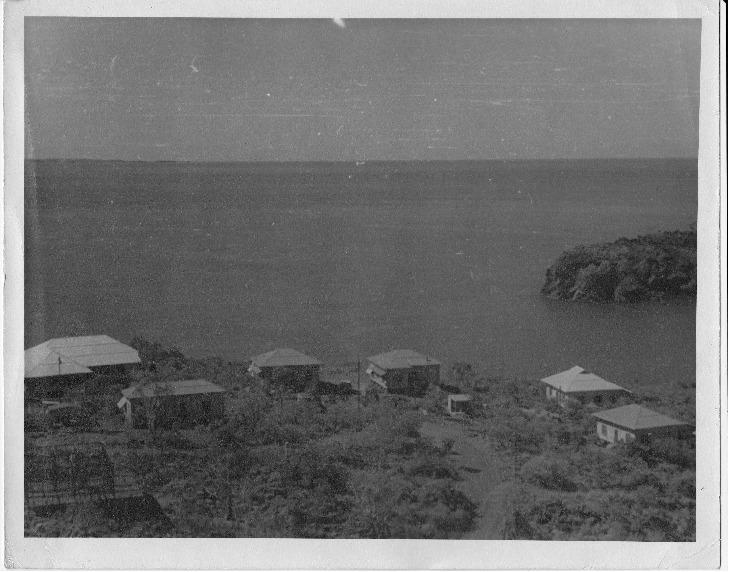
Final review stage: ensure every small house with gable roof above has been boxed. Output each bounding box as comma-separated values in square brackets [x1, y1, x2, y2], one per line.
[592, 404, 692, 444]
[117, 379, 225, 429]
[540, 365, 630, 407]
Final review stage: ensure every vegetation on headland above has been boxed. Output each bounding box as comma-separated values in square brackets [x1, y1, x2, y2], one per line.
[25, 339, 694, 540]
[541, 229, 697, 302]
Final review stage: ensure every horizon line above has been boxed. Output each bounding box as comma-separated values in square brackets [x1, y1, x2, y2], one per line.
[25, 156, 699, 164]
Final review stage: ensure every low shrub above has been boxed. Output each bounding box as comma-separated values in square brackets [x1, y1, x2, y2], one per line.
[521, 456, 578, 492]
[621, 435, 695, 469]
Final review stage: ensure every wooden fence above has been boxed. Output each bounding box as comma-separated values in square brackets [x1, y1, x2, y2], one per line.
[25, 441, 141, 508]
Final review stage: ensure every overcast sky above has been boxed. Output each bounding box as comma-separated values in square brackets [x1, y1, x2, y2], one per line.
[25, 18, 701, 162]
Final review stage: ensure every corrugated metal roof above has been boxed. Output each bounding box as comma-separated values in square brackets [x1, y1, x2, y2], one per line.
[47, 335, 141, 367]
[24, 343, 93, 378]
[249, 348, 321, 368]
[25, 335, 140, 378]
[540, 365, 628, 394]
[367, 349, 441, 370]
[592, 404, 689, 431]
[118, 379, 225, 406]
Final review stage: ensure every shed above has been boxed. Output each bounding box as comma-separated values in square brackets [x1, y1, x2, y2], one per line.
[447, 394, 473, 416]
[248, 348, 321, 391]
[540, 366, 630, 407]
[592, 404, 692, 444]
[117, 379, 225, 429]
[366, 349, 440, 396]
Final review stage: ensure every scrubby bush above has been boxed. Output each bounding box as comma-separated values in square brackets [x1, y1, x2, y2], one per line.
[129, 336, 188, 371]
[513, 436, 696, 541]
[488, 411, 545, 454]
[620, 434, 695, 469]
[407, 456, 460, 480]
[343, 472, 475, 539]
[670, 474, 696, 498]
[440, 437, 455, 455]
[447, 361, 486, 392]
[521, 456, 577, 492]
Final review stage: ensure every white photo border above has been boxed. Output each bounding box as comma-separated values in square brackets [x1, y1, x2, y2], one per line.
[3, 0, 723, 568]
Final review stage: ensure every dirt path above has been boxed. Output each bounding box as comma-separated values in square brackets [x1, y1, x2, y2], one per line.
[420, 418, 512, 539]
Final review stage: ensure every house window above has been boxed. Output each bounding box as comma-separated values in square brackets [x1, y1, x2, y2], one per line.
[600, 423, 607, 436]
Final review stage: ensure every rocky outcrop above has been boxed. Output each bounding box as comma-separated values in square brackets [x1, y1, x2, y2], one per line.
[542, 230, 696, 303]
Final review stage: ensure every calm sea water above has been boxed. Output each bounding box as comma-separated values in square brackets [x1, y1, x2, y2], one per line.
[25, 159, 697, 388]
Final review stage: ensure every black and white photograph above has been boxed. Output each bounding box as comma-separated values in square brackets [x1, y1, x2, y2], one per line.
[4, 0, 723, 568]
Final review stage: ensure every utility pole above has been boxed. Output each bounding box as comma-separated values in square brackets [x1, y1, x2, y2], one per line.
[357, 357, 361, 410]
[226, 454, 234, 521]
[499, 347, 506, 379]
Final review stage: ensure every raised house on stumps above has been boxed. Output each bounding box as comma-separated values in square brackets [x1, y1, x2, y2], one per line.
[248, 348, 322, 392]
[366, 349, 440, 396]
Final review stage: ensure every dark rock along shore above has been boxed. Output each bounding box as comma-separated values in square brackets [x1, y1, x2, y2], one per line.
[541, 229, 697, 303]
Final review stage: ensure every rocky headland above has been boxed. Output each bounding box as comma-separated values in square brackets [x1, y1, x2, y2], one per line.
[542, 229, 697, 303]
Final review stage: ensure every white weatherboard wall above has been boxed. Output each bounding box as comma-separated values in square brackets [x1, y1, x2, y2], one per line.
[597, 421, 634, 444]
